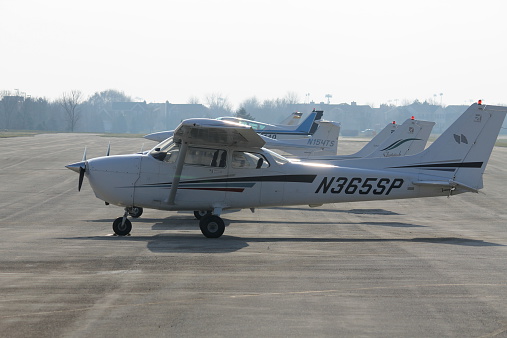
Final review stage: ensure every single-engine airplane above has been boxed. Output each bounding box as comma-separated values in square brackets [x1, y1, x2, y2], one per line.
[66, 102, 506, 238]
[144, 110, 324, 142]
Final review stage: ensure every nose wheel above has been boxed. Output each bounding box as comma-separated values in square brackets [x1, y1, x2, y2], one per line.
[112, 208, 132, 236]
[112, 217, 132, 236]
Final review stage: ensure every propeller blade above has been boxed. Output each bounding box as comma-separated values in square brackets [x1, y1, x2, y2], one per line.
[106, 142, 111, 156]
[78, 166, 85, 191]
[82, 147, 87, 161]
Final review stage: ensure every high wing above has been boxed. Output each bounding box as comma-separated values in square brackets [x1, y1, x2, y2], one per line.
[218, 110, 323, 135]
[144, 130, 174, 142]
[173, 118, 265, 148]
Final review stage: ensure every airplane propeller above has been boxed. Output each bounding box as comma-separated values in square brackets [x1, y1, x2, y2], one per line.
[66, 144, 112, 191]
[78, 166, 85, 191]
[65, 147, 87, 191]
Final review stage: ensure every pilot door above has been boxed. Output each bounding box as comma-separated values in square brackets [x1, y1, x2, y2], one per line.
[168, 146, 229, 208]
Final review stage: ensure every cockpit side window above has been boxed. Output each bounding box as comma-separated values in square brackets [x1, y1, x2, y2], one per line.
[232, 151, 269, 169]
[185, 147, 227, 167]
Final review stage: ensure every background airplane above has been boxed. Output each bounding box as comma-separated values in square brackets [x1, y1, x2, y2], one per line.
[261, 120, 341, 158]
[144, 110, 323, 142]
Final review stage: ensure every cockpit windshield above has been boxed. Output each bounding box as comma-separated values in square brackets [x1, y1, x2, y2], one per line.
[151, 137, 176, 153]
[149, 137, 179, 162]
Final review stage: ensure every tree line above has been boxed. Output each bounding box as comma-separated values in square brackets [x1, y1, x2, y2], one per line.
[0, 89, 304, 133]
[2, 89, 474, 134]
[0, 89, 134, 132]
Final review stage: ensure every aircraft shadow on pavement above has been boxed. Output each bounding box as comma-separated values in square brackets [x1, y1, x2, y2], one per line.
[61, 233, 502, 254]
[359, 221, 426, 228]
[222, 219, 422, 227]
[267, 207, 402, 216]
[232, 237, 502, 247]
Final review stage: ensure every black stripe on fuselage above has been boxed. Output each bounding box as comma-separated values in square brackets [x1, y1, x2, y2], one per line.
[181, 174, 317, 184]
[143, 174, 317, 187]
[389, 161, 483, 170]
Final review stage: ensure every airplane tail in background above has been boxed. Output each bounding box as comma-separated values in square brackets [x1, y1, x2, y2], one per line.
[294, 110, 324, 135]
[391, 103, 507, 192]
[347, 121, 398, 158]
[365, 119, 435, 158]
[278, 112, 304, 126]
[262, 120, 340, 157]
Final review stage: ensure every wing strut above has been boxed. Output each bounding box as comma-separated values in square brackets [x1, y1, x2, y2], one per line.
[167, 141, 188, 205]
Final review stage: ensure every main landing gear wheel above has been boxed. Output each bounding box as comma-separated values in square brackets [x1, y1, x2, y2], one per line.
[113, 217, 132, 236]
[199, 215, 225, 238]
[128, 206, 143, 218]
[194, 210, 212, 220]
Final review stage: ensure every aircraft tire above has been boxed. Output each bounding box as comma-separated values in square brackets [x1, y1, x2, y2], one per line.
[113, 217, 132, 236]
[194, 210, 212, 220]
[128, 206, 143, 218]
[199, 215, 225, 238]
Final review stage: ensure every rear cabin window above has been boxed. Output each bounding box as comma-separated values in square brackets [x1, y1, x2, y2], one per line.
[185, 147, 227, 167]
[232, 151, 269, 169]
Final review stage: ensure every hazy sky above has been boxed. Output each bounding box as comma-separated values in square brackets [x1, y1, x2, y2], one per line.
[1, 0, 506, 108]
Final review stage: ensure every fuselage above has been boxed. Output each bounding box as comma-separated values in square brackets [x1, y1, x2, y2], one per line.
[84, 141, 452, 212]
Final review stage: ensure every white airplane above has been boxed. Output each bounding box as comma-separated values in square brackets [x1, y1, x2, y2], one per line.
[144, 110, 324, 142]
[66, 102, 506, 238]
[298, 117, 435, 162]
[261, 120, 341, 158]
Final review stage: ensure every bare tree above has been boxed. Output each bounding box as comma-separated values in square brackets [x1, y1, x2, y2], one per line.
[205, 92, 233, 116]
[284, 91, 300, 104]
[187, 96, 200, 104]
[87, 89, 132, 108]
[60, 90, 83, 132]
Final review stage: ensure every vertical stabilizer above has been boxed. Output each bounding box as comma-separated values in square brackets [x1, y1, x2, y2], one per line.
[365, 119, 435, 158]
[294, 110, 324, 135]
[347, 121, 398, 158]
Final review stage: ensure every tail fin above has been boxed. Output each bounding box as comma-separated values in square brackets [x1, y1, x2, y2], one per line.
[395, 103, 507, 191]
[294, 110, 324, 134]
[347, 121, 398, 158]
[262, 120, 341, 157]
[365, 119, 435, 158]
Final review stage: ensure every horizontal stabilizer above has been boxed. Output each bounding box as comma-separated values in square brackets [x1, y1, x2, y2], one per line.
[412, 180, 479, 193]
